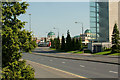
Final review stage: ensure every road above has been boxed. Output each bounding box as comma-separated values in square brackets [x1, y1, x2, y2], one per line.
[22, 47, 118, 79]
[32, 47, 118, 64]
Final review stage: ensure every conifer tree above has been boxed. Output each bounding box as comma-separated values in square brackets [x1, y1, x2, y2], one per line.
[50, 39, 55, 48]
[55, 36, 60, 50]
[71, 38, 75, 51]
[75, 38, 79, 50]
[111, 23, 120, 53]
[79, 37, 83, 51]
[66, 30, 72, 51]
[61, 35, 65, 51]
[2, 2, 36, 79]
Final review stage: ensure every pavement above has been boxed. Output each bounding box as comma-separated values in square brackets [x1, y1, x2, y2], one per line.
[32, 47, 119, 65]
[26, 60, 87, 78]
[22, 47, 119, 79]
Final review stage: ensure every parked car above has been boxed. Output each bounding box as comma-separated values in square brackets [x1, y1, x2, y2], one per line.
[38, 42, 49, 47]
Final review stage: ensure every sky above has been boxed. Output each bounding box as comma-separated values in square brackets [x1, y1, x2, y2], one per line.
[19, 2, 90, 38]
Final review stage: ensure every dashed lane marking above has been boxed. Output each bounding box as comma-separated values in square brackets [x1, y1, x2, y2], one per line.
[62, 62, 66, 64]
[109, 71, 118, 74]
[80, 65, 85, 67]
[50, 60, 53, 61]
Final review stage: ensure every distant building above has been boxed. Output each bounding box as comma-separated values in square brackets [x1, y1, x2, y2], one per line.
[47, 31, 56, 40]
[36, 31, 56, 47]
[74, 29, 92, 45]
[80, 29, 92, 45]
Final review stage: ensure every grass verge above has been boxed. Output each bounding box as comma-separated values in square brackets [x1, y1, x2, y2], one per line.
[66, 51, 83, 54]
[50, 48, 84, 54]
[94, 51, 120, 56]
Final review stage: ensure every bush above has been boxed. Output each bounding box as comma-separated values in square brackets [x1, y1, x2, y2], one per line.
[103, 47, 111, 51]
[2, 60, 35, 80]
[84, 49, 92, 53]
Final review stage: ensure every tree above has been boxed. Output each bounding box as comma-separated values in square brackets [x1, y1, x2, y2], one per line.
[61, 35, 65, 51]
[75, 38, 79, 50]
[111, 23, 120, 53]
[55, 36, 60, 50]
[71, 38, 75, 51]
[65, 30, 72, 51]
[50, 39, 55, 48]
[79, 37, 83, 51]
[2, 2, 36, 79]
[44, 37, 47, 43]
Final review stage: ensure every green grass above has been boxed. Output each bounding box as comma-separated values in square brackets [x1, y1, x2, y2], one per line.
[49, 48, 83, 54]
[94, 51, 111, 55]
[94, 51, 120, 56]
[110, 53, 120, 56]
[66, 51, 83, 54]
[50, 48, 56, 50]
[50, 48, 120, 55]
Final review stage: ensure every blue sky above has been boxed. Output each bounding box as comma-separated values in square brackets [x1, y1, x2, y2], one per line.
[19, 2, 90, 38]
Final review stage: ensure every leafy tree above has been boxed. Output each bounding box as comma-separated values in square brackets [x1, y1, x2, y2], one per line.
[2, 2, 36, 79]
[2, 60, 35, 79]
[111, 23, 120, 53]
[65, 30, 72, 51]
[61, 35, 65, 51]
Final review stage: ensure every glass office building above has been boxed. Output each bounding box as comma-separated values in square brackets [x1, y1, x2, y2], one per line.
[90, 2, 109, 42]
[89, 1, 120, 52]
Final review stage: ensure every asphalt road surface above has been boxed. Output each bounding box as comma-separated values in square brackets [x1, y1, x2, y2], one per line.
[22, 47, 118, 79]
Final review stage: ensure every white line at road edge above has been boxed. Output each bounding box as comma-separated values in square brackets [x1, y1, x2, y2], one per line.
[26, 60, 91, 80]
[109, 71, 118, 74]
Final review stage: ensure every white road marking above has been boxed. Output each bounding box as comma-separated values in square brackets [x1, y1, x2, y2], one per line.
[50, 60, 53, 61]
[109, 71, 118, 74]
[80, 65, 85, 67]
[62, 62, 66, 64]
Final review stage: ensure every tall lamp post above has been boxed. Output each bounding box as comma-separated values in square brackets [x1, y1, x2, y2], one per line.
[53, 27, 59, 37]
[75, 22, 84, 35]
[29, 14, 31, 32]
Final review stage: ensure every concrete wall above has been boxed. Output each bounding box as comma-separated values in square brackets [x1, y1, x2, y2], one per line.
[109, 2, 119, 42]
[88, 42, 112, 53]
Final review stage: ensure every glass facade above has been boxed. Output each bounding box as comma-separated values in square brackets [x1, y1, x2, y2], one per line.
[90, 2, 109, 42]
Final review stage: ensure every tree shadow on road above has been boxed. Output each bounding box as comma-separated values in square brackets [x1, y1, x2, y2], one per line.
[32, 50, 61, 54]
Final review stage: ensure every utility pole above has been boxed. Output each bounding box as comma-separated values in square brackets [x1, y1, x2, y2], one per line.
[53, 27, 59, 37]
[29, 14, 31, 32]
[75, 22, 84, 35]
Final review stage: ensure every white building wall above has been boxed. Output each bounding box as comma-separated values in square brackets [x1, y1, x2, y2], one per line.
[119, 1, 120, 31]
[109, 1, 119, 42]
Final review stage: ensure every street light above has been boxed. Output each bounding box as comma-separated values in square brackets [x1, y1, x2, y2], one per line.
[75, 22, 84, 35]
[29, 14, 31, 32]
[53, 27, 59, 37]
